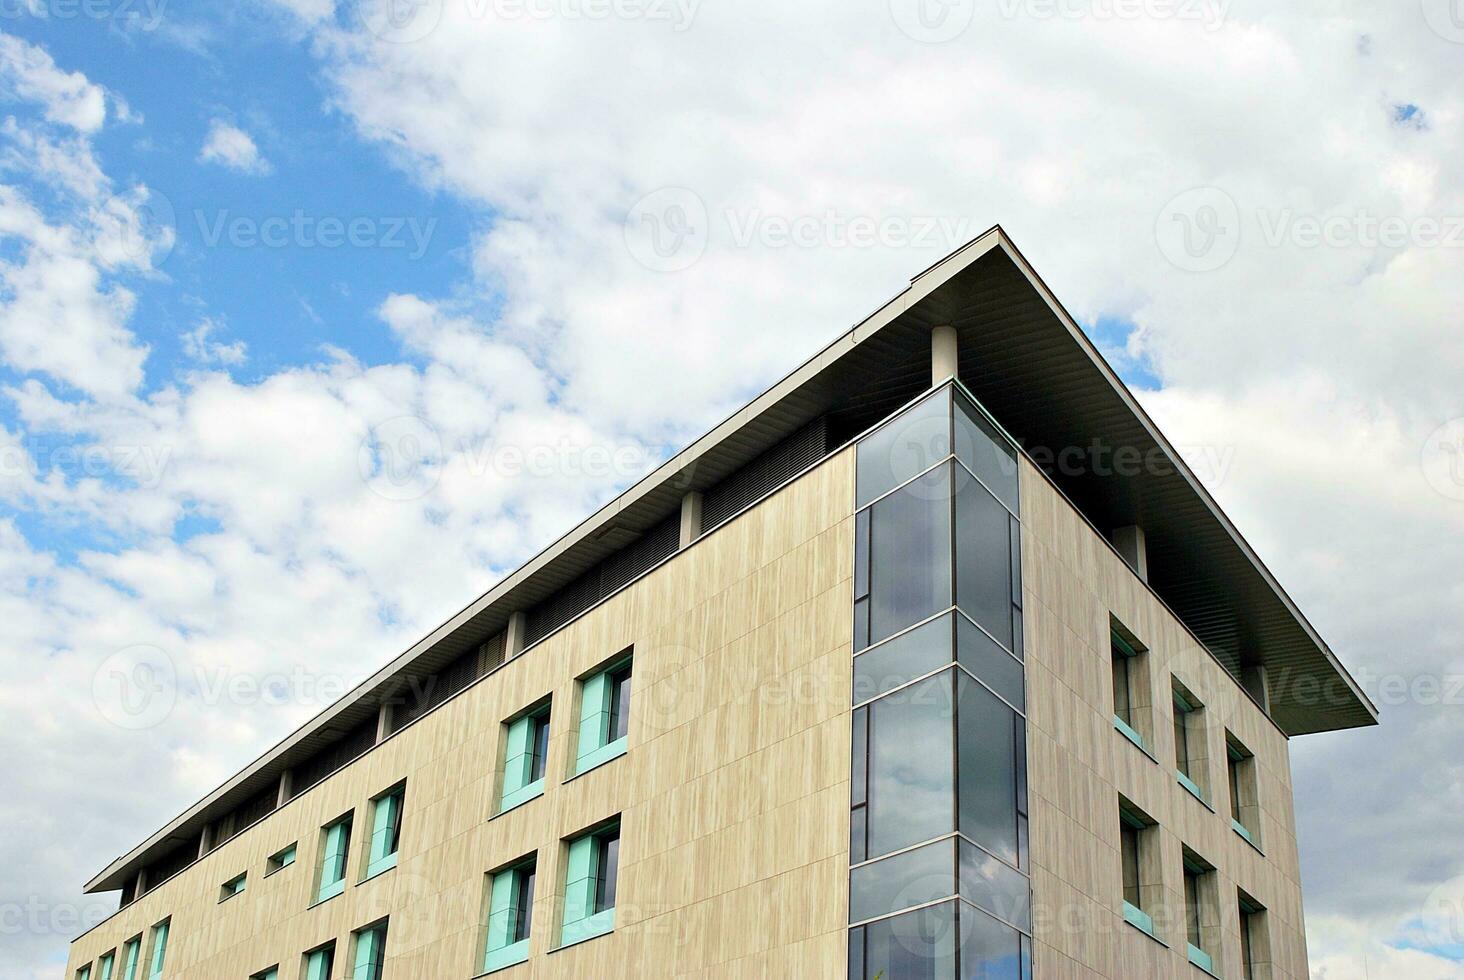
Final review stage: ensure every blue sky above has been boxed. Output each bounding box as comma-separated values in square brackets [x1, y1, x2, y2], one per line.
[1, 4, 1461, 979]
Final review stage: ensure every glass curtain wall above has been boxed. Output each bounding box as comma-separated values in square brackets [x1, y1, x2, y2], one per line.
[850, 384, 1033, 980]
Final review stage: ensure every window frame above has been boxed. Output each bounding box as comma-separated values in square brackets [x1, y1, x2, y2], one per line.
[219, 872, 247, 902]
[350, 919, 388, 980]
[499, 701, 551, 814]
[265, 843, 297, 876]
[483, 855, 537, 974]
[572, 653, 632, 777]
[363, 783, 405, 881]
[558, 819, 621, 949]
[314, 811, 354, 904]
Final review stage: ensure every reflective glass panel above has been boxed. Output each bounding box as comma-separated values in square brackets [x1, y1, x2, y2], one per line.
[957, 675, 1018, 867]
[854, 614, 954, 705]
[868, 672, 956, 858]
[856, 901, 958, 980]
[958, 901, 1025, 980]
[957, 615, 1024, 711]
[953, 390, 1019, 516]
[869, 465, 953, 645]
[958, 840, 1030, 932]
[857, 388, 953, 509]
[955, 470, 1014, 651]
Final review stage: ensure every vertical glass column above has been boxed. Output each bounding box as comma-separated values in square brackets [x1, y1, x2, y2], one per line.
[849, 384, 1034, 980]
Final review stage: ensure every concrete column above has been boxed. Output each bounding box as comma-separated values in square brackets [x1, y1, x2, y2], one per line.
[931, 324, 959, 386]
[679, 491, 704, 548]
[1113, 524, 1149, 582]
[504, 611, 527, 660]
[276, 769, 294, 808]
[134, 866, 148, 897]
[197, 824, 213, 859]
[375, 701, 393, 743]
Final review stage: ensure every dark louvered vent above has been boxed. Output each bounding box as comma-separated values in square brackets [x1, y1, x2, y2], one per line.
[525, 514, 680, 646]
[208, 786, 277, 852]
[389, 646, 482, 734]
[145, 839, 198, 892]
[479, 633, 506, 673]
[291, 717, 378, 797]
[702, 417, 830, 530]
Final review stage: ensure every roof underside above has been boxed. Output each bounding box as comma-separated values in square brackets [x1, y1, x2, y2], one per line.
[86, 227, 1376, 894]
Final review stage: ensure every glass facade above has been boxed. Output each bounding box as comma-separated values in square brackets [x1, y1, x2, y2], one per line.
[850, 385, 1032, 979]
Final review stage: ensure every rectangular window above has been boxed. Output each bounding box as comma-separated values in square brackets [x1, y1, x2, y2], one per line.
[249, 968, 278, 980]
[351, 920, 387, 980]
[574, 657, 631, 775]
[316, 813, 353, 903]
[145, 919, 168, 979]
[483, 856, 536, 973]
[1228, 733, 1261, 846]
[220, 872, 246, 902]
[76, 965, 92, 980]
[303, 943, 334, 980]
[559, 820, 620, 948]
[500, 703, 550, 813]
[97, 951, 115, 980]
[266, 843, 296, 875]
[120, 936, 141, 980]
[1239, 891, 1267, 980]
[1118, 800, 1158, 939]
[1173, 679, 1208, 804]
[1183, 849, 1216, 974]
[364, 785, 404, 879]
[1110, 626, 1149, 753]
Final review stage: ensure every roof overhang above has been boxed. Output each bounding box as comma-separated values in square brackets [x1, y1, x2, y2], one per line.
[86, 225, 1375, 894]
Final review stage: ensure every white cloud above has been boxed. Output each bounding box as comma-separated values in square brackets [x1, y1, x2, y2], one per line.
[198, 119, 271, 175]
[0, 33, 108, 133]
[180, 318, 247, 366]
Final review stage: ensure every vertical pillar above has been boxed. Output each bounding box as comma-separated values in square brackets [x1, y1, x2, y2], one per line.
[932, 324, 959, 386]
[134, 867, 148, 898]
[504, 612, 527, 660]
[375, 701, 393, 743]
[1113, 524, 1149, 582]
[197, 824, 213, 859]
[276, 769, 294, 808]
[678, 491, 703, 548]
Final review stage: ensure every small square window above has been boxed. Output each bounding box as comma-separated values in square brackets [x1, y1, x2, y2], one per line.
[219, 873, 246, 902]
[500, 702, 551, 814]
[266, 843, 297, 875]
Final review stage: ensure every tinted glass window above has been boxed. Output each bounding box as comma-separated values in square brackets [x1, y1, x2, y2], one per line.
[958, 840, 1030, 932]
[957, 615, 1023, 711]
[609, 666, 632, 742]
[854, 614, 953, 705]
[596, 829, 620, 913]
[869, 466, 952, 645]
[955, 472, 1013, 651]
[953, 390, 1019, 516]
[857, 387, 952, 508]
[850, 837, 956, 924]
[868, 672, 955, 858]
[858, 901, 958, 980]
[958, 901, 1024, 980]
[957, 675, 1017, 867]
[515, 867, 536, 943]
[530, 714, 550, 782]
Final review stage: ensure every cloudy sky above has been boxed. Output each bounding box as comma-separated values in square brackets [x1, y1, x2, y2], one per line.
[0, 1, 1460, 977]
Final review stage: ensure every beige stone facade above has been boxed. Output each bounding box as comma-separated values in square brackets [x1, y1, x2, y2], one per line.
[69, 441, 1306, 979]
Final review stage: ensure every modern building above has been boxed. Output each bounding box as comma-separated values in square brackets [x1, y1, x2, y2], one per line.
[66, 227, 1376, 980]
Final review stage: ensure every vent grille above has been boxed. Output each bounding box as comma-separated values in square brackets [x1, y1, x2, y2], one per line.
[525, 515, 679, 646]
[389, 646, 483, 734]
[702, 417, 830, 530]
[291, 717, 378, 797]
